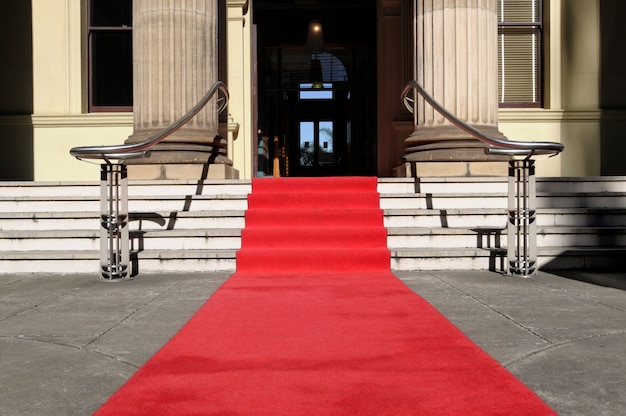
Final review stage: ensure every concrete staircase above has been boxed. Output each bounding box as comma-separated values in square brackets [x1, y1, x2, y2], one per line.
[0, 180, 250, 274]
[1, 177, 625, 275]
[381, 177, 626, 271]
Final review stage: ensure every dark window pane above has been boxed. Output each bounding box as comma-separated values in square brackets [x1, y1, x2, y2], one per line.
[498, 0, 541, 23]
[498, 28, 541, 104]
[90, 0, 132, 27]
[497, 0, 543, 107]
[91, 31, 133, 107]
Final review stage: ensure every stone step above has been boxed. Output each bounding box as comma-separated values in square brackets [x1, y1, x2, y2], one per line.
[535, 176, 626, 193]
[380, 194, 507, 210]
[3, 245, 623, 274]
[2, 177, 626, 274]
[378, 177, 508, 194]
[380, 192, 626, 210]
[5, 223, 620, 254]
[0, 212, 99, 231]
[4, 206, 625, 232]
[385, 207, 626, 229]
[0, 180, 252, 197]
[384, 209, 506, 228]
[537, 226, 626, 246]
[3, 187, 624, 213]
[391, 247, 626, 271]
[4, 176, 624, 197]
[0, 249, 238, 274]
[537, 247, 626, 269]
[127, 211, 246, 231]
[0, 210, 246, 231]
[387, 226, 626, 249]
[391, 247, 506, 271]
[0, 194, 248, 213]
[379, 176, 626, 194]
[0, 229, 242, 251]
[535, 208, 626, 227]
[388, 227, 504, 249]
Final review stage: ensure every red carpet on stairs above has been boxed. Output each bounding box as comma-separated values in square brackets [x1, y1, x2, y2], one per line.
[236, 177, 390, 274]
[94, 177, 556, 415]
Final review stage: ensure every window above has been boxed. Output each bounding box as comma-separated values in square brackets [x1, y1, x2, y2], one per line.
[299, 83, 334, 100]
[88, 0, 133, 112]
[299, 121, 334, 167]
[497, 0, 543, 107]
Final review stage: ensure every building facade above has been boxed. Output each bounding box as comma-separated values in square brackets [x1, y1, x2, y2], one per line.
[1, 0, 625, 181]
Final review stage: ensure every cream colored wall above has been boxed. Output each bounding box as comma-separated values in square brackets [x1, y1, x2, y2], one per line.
[0, 2, 33, 179]
[28, 0, 616, 181]
[226, 0, 254, 179]
[31, 0, 252, 182]
[499, 110, 601, 177]
[32, 0, 81, 115]
[562, 0, 600, 110]
[557, 0, 603, 177]
[33, 115, 133, 181]
[499, 0, 604, 178]
[31, 0, 133, 181]
[34, 122, 133, 181]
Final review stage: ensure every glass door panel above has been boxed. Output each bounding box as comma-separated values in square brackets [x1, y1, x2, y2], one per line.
[299, 120, 334, 168]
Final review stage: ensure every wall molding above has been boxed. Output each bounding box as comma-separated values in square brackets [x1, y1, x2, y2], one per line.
[0, 113, 134, 128]
[499, 109, 626, 123]
[3, 109, 624, 129]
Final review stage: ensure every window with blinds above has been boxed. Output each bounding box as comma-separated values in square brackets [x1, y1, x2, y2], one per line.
[498, 0, 543, 107]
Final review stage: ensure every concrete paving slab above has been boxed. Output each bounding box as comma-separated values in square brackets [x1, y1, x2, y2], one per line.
[0, 273, 230, 415]
[397, 270, 626, 416]
[0, 270, 624, 415]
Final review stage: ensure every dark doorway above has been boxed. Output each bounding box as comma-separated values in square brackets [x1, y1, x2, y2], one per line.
[254, 0, 377, 177]
[0, 2, 34, 180]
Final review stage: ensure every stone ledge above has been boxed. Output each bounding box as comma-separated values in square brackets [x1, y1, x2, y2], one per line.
[128, 164, 239, 180]
[393, 161, 508, 177]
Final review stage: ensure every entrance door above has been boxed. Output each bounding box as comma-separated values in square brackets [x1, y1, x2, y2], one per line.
[254, 0, 376, 177]
[299, 120, 334, 171]
[291, 72, 350, 176]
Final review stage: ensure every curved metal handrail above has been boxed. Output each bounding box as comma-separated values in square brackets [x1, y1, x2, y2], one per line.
[401, 80, 563, 158]
[70, 81, 229, 162]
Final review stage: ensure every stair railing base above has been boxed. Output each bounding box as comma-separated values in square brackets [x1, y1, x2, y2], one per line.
[99, 163, 131, 281]
[507, 159, 537, 277]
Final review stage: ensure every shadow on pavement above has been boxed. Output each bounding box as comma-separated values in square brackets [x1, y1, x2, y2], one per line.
[548, 269, 626, 291]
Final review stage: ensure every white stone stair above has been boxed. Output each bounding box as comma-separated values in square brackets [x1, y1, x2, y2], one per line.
[0, 180, 250, 274]
[1, 177, 626, 275]
[379, 177, 626, 271]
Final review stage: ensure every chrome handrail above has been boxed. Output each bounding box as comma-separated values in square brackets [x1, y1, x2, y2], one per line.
[401, 80, 563, 158]
[401, 80, 564, 277]
[71, 81, 229, 281]
[70, 81, 229, 162]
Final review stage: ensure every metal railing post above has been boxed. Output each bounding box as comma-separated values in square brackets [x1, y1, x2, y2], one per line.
[70, 82, 229, 280]
[401, 80, 562, 277]
[507, 159, 537, 277]
[100, 163, 130, 280]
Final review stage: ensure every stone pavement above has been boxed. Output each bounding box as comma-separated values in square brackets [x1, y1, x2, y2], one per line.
[0, 270, 624, 415]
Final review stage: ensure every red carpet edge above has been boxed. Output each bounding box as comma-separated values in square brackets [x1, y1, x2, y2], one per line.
[94, 177, 556, 415]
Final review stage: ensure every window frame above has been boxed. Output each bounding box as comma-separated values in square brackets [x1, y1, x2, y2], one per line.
[87, 0, 133, 113]
[497, 0, 544, 108]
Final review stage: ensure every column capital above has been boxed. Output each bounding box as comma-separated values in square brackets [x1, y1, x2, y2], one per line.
[227, 0, 249, 14]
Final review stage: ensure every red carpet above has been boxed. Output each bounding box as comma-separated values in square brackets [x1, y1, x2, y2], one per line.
[94, 177, 556, 415]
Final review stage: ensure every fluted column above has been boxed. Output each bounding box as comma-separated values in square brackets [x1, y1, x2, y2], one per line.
[405, 0, 507, 164]
[127, 0, 232, 173]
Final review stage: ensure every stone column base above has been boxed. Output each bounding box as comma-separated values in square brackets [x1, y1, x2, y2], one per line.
[127, 163, 240, 180]
[393, 161, 508, 178]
